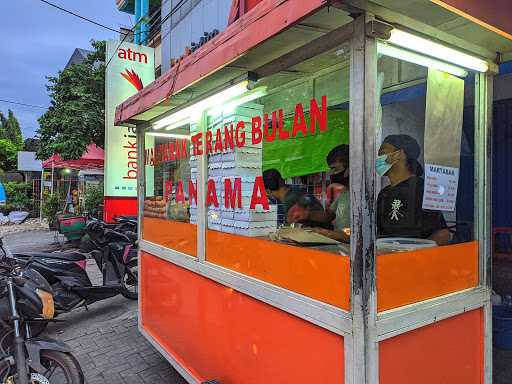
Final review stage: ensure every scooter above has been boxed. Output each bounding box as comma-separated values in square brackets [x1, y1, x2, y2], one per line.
[0, 252, 84, 384]
[11, 220, 138, 316]
[79, 216, 137, 253]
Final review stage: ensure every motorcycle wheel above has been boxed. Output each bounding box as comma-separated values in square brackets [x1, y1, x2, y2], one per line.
[120, 260, 138, 300]
[0, 350, 84, 384]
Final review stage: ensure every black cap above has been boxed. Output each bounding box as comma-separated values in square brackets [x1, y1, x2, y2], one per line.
[383, 134, 420, 160]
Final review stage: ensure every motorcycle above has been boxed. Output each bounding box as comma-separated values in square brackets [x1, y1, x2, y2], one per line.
[79, 216, 137, 253]
[11, 220, 138, 319]
[0, 254, 84, 384]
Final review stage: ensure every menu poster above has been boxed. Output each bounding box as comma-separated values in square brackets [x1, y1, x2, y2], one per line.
[423, 68, 464, 211]
[422, 164, 459, 211]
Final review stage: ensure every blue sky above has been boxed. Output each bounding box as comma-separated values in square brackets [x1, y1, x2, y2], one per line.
[0, 0, 131, 138]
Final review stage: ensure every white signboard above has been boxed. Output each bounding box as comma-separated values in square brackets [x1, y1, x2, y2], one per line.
[423, 164, 459, 211]
[17, 152, 42, 172]
[105, 40, 155, 197]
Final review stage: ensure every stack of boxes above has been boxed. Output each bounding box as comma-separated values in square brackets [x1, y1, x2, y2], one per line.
[189, 103, 277, 237]
[189, 121, 199, 225]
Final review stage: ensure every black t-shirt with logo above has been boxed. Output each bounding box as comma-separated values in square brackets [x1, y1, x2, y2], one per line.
[377, 176, 447, 239]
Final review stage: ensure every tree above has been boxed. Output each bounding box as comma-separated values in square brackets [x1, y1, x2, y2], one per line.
[0, 110, 23, 150]
[37, 40, 106, 160]
[0, 139, 19, 171]
[23, 137, 40, 152]
[3, 110, 23, 149]
[0, 110, 23, 170]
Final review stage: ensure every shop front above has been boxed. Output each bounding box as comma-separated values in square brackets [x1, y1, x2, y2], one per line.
[115, 1, 511, 382]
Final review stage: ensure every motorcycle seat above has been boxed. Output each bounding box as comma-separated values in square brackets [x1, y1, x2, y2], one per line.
[20, 251, 87, 262]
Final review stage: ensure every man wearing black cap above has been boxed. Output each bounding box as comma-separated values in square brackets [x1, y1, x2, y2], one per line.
[376, 134, 450, 245]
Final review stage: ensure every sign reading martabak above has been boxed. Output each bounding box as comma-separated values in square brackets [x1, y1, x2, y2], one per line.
[146, 96, 328, 210]
[105, 40, 155, 197]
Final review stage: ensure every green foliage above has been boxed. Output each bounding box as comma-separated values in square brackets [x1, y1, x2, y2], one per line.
[83, 184, 104, 213]
[42, 193, 62, 228]
[0, 110, 24, 171]
[0, 139, 19, 171]
[3, 110, 23, 149]
[4, 182, 32, 211]
[23, 138, 40, 152]
[0, 110, 23, 151]
[37, 40, 106, 160]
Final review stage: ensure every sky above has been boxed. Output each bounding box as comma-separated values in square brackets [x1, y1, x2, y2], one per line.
[0, 0, 132, 139]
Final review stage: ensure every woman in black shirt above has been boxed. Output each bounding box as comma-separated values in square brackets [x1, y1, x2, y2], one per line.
[376, 135, 450, 245]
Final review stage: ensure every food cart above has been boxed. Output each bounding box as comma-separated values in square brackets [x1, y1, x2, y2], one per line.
[114, 1, 512, 382]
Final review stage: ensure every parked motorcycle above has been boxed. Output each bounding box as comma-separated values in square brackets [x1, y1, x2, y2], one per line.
[12, 220, 138, 318]
[0, 253, 84, 384]
[79, 216, 137, 253]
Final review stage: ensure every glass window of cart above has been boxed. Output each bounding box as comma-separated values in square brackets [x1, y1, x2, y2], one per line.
[203, 43, 352, 309]
[143, 122, 198, 256]
[375, 39, 480, 312]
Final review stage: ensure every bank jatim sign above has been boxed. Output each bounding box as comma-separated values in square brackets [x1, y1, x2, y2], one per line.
[105, 41, 155, 197]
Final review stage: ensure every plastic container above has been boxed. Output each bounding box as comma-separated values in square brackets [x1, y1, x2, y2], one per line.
[493, 303, 512, 350]
[58, 216, 86, 241]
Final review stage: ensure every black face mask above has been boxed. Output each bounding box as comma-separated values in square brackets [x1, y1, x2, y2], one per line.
[330, 172, 349, 186]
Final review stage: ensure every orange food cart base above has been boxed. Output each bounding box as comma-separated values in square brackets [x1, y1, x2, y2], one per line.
[140, 251, 483, 383]
[140, 252, 345, 383]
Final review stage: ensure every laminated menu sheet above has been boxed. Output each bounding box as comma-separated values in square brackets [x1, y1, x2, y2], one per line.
[422, 68, 464, 212]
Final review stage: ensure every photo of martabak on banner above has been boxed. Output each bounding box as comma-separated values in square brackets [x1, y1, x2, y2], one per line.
[104, 40, 154, 220]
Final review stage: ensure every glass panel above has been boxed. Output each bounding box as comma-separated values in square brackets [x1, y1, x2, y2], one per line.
[375, 45, 478, 311]
[203, 43, 352, 309]
[142, 123, 197, 256]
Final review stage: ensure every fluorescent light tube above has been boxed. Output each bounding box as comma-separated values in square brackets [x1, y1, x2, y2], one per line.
[377, 42, 469, 77]
[153, 80, 251, 130]
[146, 132, 191, 139]
[208, 86, 268, 117]
[388, 29, 488, 72]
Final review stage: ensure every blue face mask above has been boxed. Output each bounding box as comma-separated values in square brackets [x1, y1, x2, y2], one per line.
[376, 153, 393, 176]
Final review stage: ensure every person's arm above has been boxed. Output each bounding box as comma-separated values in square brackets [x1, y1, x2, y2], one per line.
[300, 194, 333, 223]
[423, 209, 450, 245]
[429, 228, 450, 246]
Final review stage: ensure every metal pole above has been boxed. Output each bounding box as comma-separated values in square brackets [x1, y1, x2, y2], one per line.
[51, 160, 54, 195]
[475, 71, 494, 384]
[346, 14, 379, 384]
[136, 124, 147, 241]
[39, 169, 44, 221]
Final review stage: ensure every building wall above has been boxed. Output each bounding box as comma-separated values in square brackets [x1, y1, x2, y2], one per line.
[161, 0, 232, 73]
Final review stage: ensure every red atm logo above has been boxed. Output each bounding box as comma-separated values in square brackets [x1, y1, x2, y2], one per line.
[121, 69, 144, 91]
[117, 48, 148, 64]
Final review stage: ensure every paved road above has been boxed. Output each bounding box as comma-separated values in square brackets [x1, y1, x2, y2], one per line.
[4, 230, 188, 384]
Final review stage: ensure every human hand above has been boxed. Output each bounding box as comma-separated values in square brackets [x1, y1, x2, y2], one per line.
[287, 204, 309, 223]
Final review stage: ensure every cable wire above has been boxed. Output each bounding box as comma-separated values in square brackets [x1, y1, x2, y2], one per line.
[36, 0, 128, 35]
[0, 99, 47, 109]
[105, 0, 187, 68]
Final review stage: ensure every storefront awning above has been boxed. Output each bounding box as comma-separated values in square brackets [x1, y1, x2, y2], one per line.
[115, 0, 512, 127]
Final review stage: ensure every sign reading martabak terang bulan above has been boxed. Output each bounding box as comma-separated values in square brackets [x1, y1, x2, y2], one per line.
[105, 40, 155, 197]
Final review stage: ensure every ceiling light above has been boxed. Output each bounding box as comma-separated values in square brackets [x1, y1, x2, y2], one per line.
[153, 80, 252, 130]
[146, 132, 191, 139]
[377, 42, 468, 77]
[388, 29, 488, 72]
[208, 86, 268, 116]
